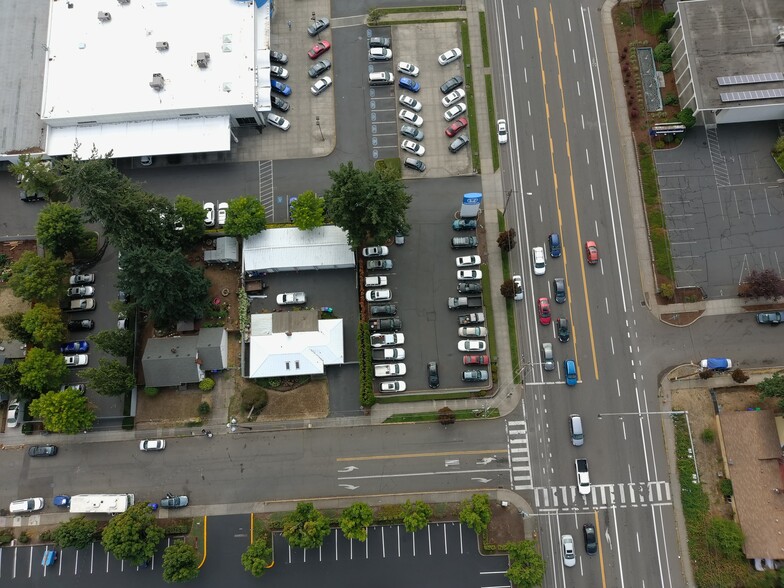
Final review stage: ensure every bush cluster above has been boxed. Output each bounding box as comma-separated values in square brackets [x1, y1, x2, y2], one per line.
[358, 322, 375, 407]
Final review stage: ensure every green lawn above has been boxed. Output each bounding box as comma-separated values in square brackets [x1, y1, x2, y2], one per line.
[486, 75, 499, 171]
[385, 408, 500, 423]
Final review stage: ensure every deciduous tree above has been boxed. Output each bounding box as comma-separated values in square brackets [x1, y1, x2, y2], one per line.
[82, 358, 136, 397]
[459, 494, 492, 535]
[54, 516, 99, 550]
[290, 190, 325, 231]
[500, 279, 516, 299]
[497, 228, 517, 252]
[36, 203, 86, 257]
[223, 196, 267, 239]
[339, 502, 373, 541]
[162, 541, 200, 583]
[739, 268, 784, 301]
[9, 155, 59, 199]
[757, 373, 784, 410]
[21, 304, 67, 348]
[241, 539, 273, 577]
[438, 406, 456, 426]
[89, 329, 134, 357]
[401, 500, 432, 533]
[0, 362, 37, 401]
[0, 312, 33, 344]
[506, 540, 546, 588]
[282, 502, 331, 549]
[18, 347, 68, 393]
[8, 252, 68, 302]
[173, 195, 206, 248]
[29, 388, 96, 434]
[101, 502, 164, 566]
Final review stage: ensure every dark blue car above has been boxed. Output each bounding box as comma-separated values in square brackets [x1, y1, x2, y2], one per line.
[399, 77, 420, 93]
[548, 233, 562, 257]
[271, 79, 292, 96]
[60, 341, 89, 354]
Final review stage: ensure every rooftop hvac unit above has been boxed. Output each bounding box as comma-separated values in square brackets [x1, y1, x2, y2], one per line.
[117, 0, 130, 5]
[156, 41, 169, 51]
[776, 26, 784, 47]
[150, 73, 164, 90]
[196, 52, 210, 68]
[97, 11, 111, 22]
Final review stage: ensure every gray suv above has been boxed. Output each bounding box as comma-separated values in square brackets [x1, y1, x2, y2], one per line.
[451, 236, 478, 249]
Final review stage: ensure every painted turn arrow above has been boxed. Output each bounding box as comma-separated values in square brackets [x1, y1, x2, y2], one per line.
[339, 484, 360, 490]
[338, 466, 358, 473]
[471, 478, 492, 484]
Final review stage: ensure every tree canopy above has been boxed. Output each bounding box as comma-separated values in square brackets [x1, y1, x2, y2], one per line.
[173, 195, 206, 248]
[9, 155, 59, 199]
[18, 347, 68, 394]
[290, 190, 325, 231]
[401, 500, 432, 533]
[89, 329, 134, 357]
[459, 494, 492, 535]
[54, 516, 99, 550]
[739, 269, 784, 301]
[29, 388, 96, 434]
[8, 252, 68, 302]
[282, 502, 331, 549]
[505, 540, 546, 587]
[0, 362, 37, 401]
[757, 373, 784, 410]
[323, 162, 411, 248]
[82, 358, 136, 397]
[339, 502, 373, 541]
[223, 196, 267, 239]
[241, 539, 273, 577]
[162, 542, 200, 583]
[0, 312, 33, 344]
[21, 304, 67, 348]
[101, 502, 165, 566]
[36, 203, 86, 257]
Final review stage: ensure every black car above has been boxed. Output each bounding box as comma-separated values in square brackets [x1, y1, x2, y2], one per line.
[403, 157, 426, 173]
[427, 361, 439, 388]
[583, 523, 597, 555]
[440, 75, 464, 95]
[67, 319, 95, 331]
[308, 59, 332, 78]
[270, 50, 288, 64]
[271, 95, 290, 112]
[370, 304, 397, 316]
[557, 317, 570, 342]
[756, 311, 782, 325]
[20, 190, 45, 203]
[369, 36, 391, 48]
[553, 278, 566, 303]
[28, 445, 58, 457]
[458, 283, 482, 294]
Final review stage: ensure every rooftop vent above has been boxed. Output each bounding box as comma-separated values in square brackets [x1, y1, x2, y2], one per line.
[156, 41, 169, 51]
[776, 26, 784, 47]
[196, 52, 210, 68]
[117, 0, 130, 5]
[150, 73, 164, 90]
[97, 11, 111, 22]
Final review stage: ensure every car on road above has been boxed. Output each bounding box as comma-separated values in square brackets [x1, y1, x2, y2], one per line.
[367, 259, 393, 270]
[270, 50, 288, 64]
[369, 37, 391, 48]
[401, 125, 424, 141]
[557, 317, 571, 342]
[562, 534, 576, 567]
[399, 94, 422, 112]
[458, 326, 488, 338]
[497, 119, 508, 144]
[9, 498, 44, 514]
[549, 232, 562, 257]
[700, 358, 733, 371]
[440, 75, 463, 94]
[67, 286, 94, 297]
[218, 202, 228, 226]
[68, 319, 94, 331]
[267, 113, 291, 131]
[365, 276, 388, 287]
[363, 246, 389, 257]
[307, 17, 330, 36]
[403, 157, 426, 173]
[271, 95, 290, 112]
[270, 65, 289, 80]
[6, 399, 20, 428]
[512, 274, 523, 301]
[370, 304, 397, 316]
[541, 343, 554, 371]
[553, 278, 566, 303]
[308, 59, 332, 78]
[457, 269, 482, 281]
[369, 47, 392, 61]
[28, 445, 58, 457]
[583, 523, 597, 554]
[397, 62, 419, 76]
[160, 495, 189, 509]
[380, 380, 406, 393]
[463, 354, 490, 365]
[756, 311, 783, 325]
[585, 241, 599, 264]
[438, 48, 462, 65]
[270, 79, 292, 96]
[452, 218, 477, 231]
[310, 76, 332, 96]
[444, 103, 467, 121]
[532, 246, 546, 275]
[204, 202, 215, 226]
[60, 340, 89, 354]
[564, 359, 577, 386]
[399, 109, 423, 127]
[448, 134, 470, 154]
[458, 340, 487, 352]
[308, 40, 331, 59]
[140, 439, 166, 451]
[575, 458, 591, 494]
[537, 298, 551, 325]
[442, 88, 466, 107]
[64, 354, 89, 367]
[569, 414, 584, 446]
[366, 289, 392, 302]
[398, 77, 420, 92]
[401, 140, 425, 156]
[370, 333, 405, 347]
[69, 274, 95, 286]
[427, 361, 439, 388]
[462, 369, 489, 382]
[445, 117, 468, 137]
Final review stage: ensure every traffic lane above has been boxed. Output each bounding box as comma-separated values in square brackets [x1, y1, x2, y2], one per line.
[199, 514, 253, 587]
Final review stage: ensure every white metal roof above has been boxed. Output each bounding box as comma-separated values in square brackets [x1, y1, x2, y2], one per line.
[243, 226, 356, 273]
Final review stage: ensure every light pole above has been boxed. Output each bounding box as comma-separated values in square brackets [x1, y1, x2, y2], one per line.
[502, 190, 532, 215]
[315, 116, 324, 141]
[226, 417, 252, 433]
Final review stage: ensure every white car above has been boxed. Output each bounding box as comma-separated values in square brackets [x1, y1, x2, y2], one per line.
[362, 246, 390, 257]
[218, 202, 228, 226]
[457, 269, 482, 281]
[64, 354, 89, 367]
[444, 103, 467, 121]
[9, 497, 45, 514]
[310, 76, 332, 96]
[397, 62, 420, 76]
[369, 47, 392, 61]
[441, 88, 466, 107]
[69, 274, 95, 286]
[370, 333, 405, 347]
[458, 340, 487, 352]
[399, 109, 424, 127]
[497, 119, 508, 144]
[139, 439, 166, 451]
[575, 458, 591, 495]
[512, 274, 523, 300]
[398, 94, 422, 112]
[456, 255, 481, 267]
[366, 289, 392, 302]
[203, 202, 215, 227]
[276, 292, 306, 305]
[67, 286, 95, 297]
[270, 65, 289, 79]
[532, 246, 546, 275]
[562, 534, 576, 567]
[458, 326, 488, 338]
[365, 276, 388, 287]
[401, 140, 425, 156]
[267, 113, 291, 131]
[380, 381, 407, 393]
[438, 48, 462, 66]
[6, 399, 20, 428]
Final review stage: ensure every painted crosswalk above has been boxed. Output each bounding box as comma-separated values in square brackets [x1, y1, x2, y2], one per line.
[534, 481, 672, 510]
[507, 420, 533, 490]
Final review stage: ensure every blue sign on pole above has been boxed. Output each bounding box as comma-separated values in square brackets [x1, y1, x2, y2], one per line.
[463, 193, 482, 205]
[460, 193, 483, 219]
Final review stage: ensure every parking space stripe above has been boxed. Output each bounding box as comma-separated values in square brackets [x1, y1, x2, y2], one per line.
[427, 525, 432, 555]
[397, 526, 401, 557]
[459, 523, 464, 554]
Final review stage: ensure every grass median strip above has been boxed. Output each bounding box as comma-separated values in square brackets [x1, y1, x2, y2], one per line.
[498, 211, 520, 383]
[486, 74, 499, 171]
[385, 407, 500, 423]
[479, 12, 490, 68]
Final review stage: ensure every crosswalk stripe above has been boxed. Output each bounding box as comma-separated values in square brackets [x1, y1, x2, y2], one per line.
[510, 447, 527, 453]
[507, 421, 526, 426]
[509, 438, 526, 444]
[532, 482, 672, 511]
[508, 428, 526, 434]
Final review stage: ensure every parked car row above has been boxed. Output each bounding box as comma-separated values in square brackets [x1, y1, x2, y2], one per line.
[203, 201, 228, 228]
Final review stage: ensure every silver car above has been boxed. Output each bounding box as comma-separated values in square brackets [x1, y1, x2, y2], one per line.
[139, 439, 166, 451]
[541, 343, 554, 371]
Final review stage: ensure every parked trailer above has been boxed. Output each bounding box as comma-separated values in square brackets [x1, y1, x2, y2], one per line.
[69, 493, 135, 514]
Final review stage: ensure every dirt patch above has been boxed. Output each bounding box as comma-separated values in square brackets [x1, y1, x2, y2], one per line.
[0, 289, 31, 340]
[660, 310, 703, 326]
[485, 502, 526, 546]
[231, 374, 329, 422]
[0, 240, 38, 338]
[203, 263, 241, 332]
[135, 387, 206, 429]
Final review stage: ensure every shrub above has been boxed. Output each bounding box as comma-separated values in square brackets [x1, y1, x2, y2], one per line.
[197, 402, 211, 416]
[698, 369, 714, 380]
[706, 517, 744, 558]
[241, 387, 268, 413]
[664, 92, 679, 106]
[653, 42, 672, 62]
[0, 529, 12, 546]
[676, 107, 696, 128]
[144, 387, 159, 397]
[719, 478, 733, 498]
[18, 531, 30, 544]
[731, 368, 749, 383]
[700, 428, 715, 443]
[122, 416, 135, 430]
[198, 377, 215, 392]
[630, 107, 639, 118]
[659, 282, 674, 300]
[40, 530, 56, 542]
[659, 61, 672, 74]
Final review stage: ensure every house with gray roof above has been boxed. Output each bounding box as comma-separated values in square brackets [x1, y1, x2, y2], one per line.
[142, 328, 227, 388]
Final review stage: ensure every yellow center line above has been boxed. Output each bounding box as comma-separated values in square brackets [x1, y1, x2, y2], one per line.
[595, 510, 608, 588]
[336, 449, 509, 462]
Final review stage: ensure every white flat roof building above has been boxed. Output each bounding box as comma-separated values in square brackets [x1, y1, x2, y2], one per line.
[243, 226, 356, 273]
[41, 0, 272, 159]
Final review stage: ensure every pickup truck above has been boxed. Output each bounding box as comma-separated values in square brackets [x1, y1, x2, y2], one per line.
[63, 298, 96, 312]
[575, 458, 591, 495]
[374, 363, 407, 377]
[700, 358, 733, 371]
[448, 296, 482, 310]
[370, 333, 405, 347]
[458, 312, 485, 325]
[370, 318, 402, 332]
[372, 348, 406, 362]
[276, 292, 306, 305]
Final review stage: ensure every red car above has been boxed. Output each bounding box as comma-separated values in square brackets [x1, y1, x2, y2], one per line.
[445, 116, 468, 137]
[463, 354, 490, 365]
[537, 297, 551, 326]
[308, 41, 331, 60]
[585, 241, 599, 264]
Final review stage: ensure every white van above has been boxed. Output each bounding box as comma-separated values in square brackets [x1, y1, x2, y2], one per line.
[9, 497, 45, 514]
[568, 414, 584, 446]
